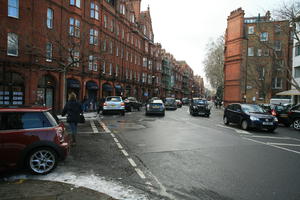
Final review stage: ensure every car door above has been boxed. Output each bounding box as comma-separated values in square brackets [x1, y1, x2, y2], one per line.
[231, 104, 242, 124]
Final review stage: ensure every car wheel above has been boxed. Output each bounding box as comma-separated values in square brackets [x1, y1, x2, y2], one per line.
[241, 120, 248, 130]
[129, 106, 132, 112]
[121, 111, 125, 116]
[162, 112, 165, 116]
[223, 116, 229, 125]
[268, 128, 276, 133]
[293, 118, 300, 130]
[27, 147, 57, 175]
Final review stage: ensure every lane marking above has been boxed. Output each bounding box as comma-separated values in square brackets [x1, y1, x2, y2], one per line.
[217, 124, 251, 135]
[98, 119, 111, 133]
[244, 138, 300, 155]
[114, 138, 119, 143]
[267, 142, 300, 147]
[111, 133, 116, 138]
[121, 150, 129, 157]
[246, 135, 291, 140]
[90, 120, 99, 133]
[135, 168, 146, 179]
[128, 158, 137, 167]
[116, 143, 123, 149]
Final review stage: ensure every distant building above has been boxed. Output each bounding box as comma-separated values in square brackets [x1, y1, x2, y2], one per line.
[224, 8, 291, 106]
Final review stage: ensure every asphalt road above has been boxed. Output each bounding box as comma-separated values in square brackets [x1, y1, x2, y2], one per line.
[102, 106, 300, 200]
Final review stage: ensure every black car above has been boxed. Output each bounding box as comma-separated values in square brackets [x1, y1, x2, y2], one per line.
[224, 103, 278, 132]
[145, 99, 165, 116]
[288, 104, 300, 130]
[124, 97, 142, 112]
[182, 98, 190, 105]
[189, 98, 211, 117]
[164, 98, 177, 110]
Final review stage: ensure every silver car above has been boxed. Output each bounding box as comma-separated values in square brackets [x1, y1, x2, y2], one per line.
[102, 96, 125, 116]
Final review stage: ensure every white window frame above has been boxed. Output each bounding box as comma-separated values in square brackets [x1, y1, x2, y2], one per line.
[102, 61, 106, 74]
[47, 8, 54, 29]
[272, 77, 282, 89]
[7, 32, 18, 56]
[260, 32, 268, 41]
[248, 26, 254, 34]
[46, 42, 52, 62]
[89, 29, 98, 45]
[70, 0, 80, 8]
[69, 18, 80, 37]
[104, 15, 108, 28]
[248, 47, 254, 56]
[8, 0, 19, 18]
[90, 2, 99, 20]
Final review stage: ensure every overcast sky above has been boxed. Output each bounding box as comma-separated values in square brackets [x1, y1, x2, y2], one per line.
[140, 0, 289, 83]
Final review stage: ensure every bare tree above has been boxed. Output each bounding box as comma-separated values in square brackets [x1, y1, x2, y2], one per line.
[203, 36, 224, 98]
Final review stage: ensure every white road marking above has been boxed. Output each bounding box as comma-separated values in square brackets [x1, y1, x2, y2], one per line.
[145, 182, 153, 186]
[244, 138, 300, 155]
[217, 124, 251, 135]
[116, 143, 123, 149]
[98, 120, 111, 133]
[121, 150, 129, 157]
[135, 168, 146, 179]
[111, 133, 116, 138]
[267, 142, 300, 147]
[246, 135, 291, 140]
[90, 120, 99, 133]
[128, 158, 137, 167]
[114, 138, 119, 143]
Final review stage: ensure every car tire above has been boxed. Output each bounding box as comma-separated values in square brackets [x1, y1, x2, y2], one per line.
[293, 118, 300, 130]
[241, 120, 248, 130]
[162, 112, 165, 116]
[129, 106, 132, 112]
[268, 128, 276, 133]
[121, 111, 125, 116]
[27, 147, 58, 175]
[223, 116, 229, 125]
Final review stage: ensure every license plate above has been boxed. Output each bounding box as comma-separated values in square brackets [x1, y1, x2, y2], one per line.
[152, 106, 159, 109]
[263, 122, 273, 125]
[111, 104, 116, 107]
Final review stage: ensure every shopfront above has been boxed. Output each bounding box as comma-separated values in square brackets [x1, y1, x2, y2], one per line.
[125, 85, 131, 97]
[36, 75, 56, 108]
[102, 83, 113, 98]
[86, 81, 98, 110]
[0, 72, 24, 106]
[67, 79, 80, 99]
[115, 85, 123, 96]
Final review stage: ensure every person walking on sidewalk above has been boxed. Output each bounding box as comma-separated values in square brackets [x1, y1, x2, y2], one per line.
[62, 92, 83, 145]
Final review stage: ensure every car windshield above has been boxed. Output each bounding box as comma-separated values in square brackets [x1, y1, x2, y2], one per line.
[242, 104, 265, 113]
[127, 97, 136, 101]
[106, 97, 122, 102]
[193, 99, 207, 104]
[165, 98, 175, 102]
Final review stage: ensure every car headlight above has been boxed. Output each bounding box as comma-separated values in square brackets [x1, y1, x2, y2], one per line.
[273, 117, 278, 122]
[147, 104, 150, 109]
[250, 116, 259, 121]
[193, 106, 197, 109]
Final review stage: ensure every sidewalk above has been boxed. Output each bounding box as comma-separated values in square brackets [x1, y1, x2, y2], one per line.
[0, 179, 116, 200]
[57, 111, 98, 120]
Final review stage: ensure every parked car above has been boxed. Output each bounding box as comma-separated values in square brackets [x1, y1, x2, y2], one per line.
[176, 99, 183, 108]
[145, 99, 165, 116]
[288, 104, 300, 130]
[259, 104, 291, 127]
[182, 98, 189, 105]
[0, 106, 70, 174]
[164, 98, 177, 110]
[189, 98, 211, 117]
[224, 103, 278, 132]
[102, 96, 125, 116]
[124, 97, 142, 112]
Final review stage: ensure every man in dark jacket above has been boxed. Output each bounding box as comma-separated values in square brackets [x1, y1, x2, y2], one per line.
[62, 92, 83, 145]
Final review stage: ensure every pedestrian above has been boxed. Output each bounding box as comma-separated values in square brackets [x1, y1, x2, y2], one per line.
[62, 92, 83, 145]
[82, 95, 88, 112]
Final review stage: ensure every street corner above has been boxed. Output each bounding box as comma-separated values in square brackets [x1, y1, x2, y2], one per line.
[0, 179, 116, 200]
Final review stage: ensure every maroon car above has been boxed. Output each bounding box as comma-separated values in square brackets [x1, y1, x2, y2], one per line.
[0, 107, 70, 175]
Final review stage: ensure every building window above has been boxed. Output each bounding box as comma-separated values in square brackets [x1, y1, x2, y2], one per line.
[274, 40, 281, 51]
[102, 61, 106, 74]
[102, 40, 106, 51]
[7, 33, 18, 56]
[109, 41, 113, 54]
[115, 64, 119, 77]
[8, 0, 19, 18]
[263, 49, 269, 56]
[143, 57, 147, 67]
[69, 18, 80, 37]
[122, 29, 125, 40]
[110, 19, 114, 32]
[275, 24, 281, 34]
[47, 8, 54, 29]
[295, 43, 300, 56]
[70, 0, 80, 8]
[68, 49, 80, 67]
[46, 43, 52, 62]
[104, 15, 108, 28]
[109, 63, 112, 75]
[88, 55, 97, 71]
[272, 77, 282, 89]
[89, 29, 98, 45]
[119, 4, 125, 15]
[258, 67, 265, 80]
[116, 46, 119, 57]
[260, 32, 268, 41]
[248, 47, 254, 56]
[90, 2, 99, 20]
[116, 24, 120, 36]
[257, 49, 262, 56]
[295, 67, 300, 78]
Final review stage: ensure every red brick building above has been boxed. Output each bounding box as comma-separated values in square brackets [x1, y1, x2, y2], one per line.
[224, 8, 291, 106]
[0, 0, 199, 111]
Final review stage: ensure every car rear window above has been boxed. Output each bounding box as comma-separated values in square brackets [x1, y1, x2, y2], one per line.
[106, 97, 122, 102]
[193, 99, 207, 104]
[0, 112, 52, 130]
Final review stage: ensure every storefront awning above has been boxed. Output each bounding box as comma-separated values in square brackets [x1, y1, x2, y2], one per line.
[102, 84, 113, 92]
[86, 81, 98, 90]
[276, 89, 300, 96]
[67, 79, 80, 89]
[115, 85, 123, 92]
